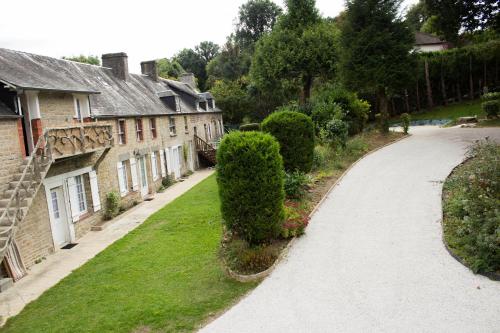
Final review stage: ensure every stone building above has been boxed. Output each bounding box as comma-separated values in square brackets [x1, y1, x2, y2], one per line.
[0, 48, 222, 290]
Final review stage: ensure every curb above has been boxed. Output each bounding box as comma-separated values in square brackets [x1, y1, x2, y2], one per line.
[440, 160, 500, 282]
[224, 132, 411, 283]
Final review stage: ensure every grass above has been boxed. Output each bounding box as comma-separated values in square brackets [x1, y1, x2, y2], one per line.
[407, 100, 484, 121]
[1, 175, 255, 333]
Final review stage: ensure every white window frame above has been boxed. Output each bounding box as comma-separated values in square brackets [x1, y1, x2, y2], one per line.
[73, 94, 90, 120]
[169, 117, 176, 136]
[117, 119, 126, 145]
[150, 118, 157, 139]
[151, 152, 159, 181]
[175, 96, 181, 112]
[74, 175, 87, 214]
[117, 161, 129, 197]
[136, 118, 143, 141]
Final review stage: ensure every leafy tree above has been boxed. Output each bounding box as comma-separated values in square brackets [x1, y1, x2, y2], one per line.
[62, 55, 100, 65]
[424, 0, 500, 44]
[340, 0, 415, 124]
[195, 41, 220, 63]
[235, 0, 283, 49]
[207, 36, 252, 85]
[405, 0, 429, 31]
[251, 0, 338, 104]
[210, 78, 251, 124]
[157, 58, 184, 79]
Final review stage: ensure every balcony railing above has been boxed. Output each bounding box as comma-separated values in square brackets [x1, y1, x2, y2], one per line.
[47, 125, 114, 159]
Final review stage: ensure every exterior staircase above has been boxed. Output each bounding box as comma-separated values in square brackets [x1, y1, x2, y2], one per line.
[0, 124, 113, 285]
[0, 132, 53, 282]
[194, 135, 217, 166]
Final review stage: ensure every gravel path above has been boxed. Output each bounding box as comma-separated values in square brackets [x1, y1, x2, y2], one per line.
[201, 127, 500, 333]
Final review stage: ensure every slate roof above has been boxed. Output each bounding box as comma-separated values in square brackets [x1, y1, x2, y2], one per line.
[0, 48, 221, 118]
[415, 32, 446, 45]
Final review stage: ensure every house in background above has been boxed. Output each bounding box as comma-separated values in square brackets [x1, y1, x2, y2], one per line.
[0, 49, 223, 291]
[414, 31, 450, 53]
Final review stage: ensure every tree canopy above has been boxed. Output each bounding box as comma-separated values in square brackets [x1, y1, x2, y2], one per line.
[340, 0, 415, 117]
[62, 55, 100, 65]
[235, 0, 282, 49]
[174, 42, 220, 90]
[157, 58, 185, 79]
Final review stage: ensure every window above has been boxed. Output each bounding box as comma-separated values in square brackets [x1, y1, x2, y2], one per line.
[150, 118, 157, 139]
[75, 99, 81, 120]
[218, 120, 223, 136]
[184, 116, 189, 133]
[212, 99, 216, 109]
[199, 101, 207, 111]
[151, 152, 159, 180]
[169, 117, 176, 136]
[117, 161, 129, 196]
[118, 119, 126, 145]
[74, 95, 90, 120]
[51, 191, 60, 219]
[175, 96, 181, 112]
[75, 175, 87, 213]
[135, 118, 143, 141]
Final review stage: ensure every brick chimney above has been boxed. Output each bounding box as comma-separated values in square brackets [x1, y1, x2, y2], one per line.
[140, 60, 158, 82]
[180, 73, 197, 90]
[102, 52, 129, 81]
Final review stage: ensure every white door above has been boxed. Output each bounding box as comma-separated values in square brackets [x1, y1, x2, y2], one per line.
[172, 147, 181, 179]
[49, 186, 70, 247]
[138, 157, 148, 197]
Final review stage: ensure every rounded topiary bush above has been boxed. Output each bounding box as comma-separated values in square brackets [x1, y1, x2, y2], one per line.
[261, 110, 315, 173]
[482, 100, 499, 119]
[217, 131, 285, 244]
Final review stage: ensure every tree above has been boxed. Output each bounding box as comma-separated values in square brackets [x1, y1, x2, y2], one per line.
[157, 58, 184, 79]
[174, 42, 220, 91]
[424, 0, 500, 44]
[251, 0, 338, 104]
[207, 35, 252, 85]
[195, 41, 220, 63]
[340, 0, 415, 124]
[235, 0, 283, 49]
[62, 55, 100, 65]
[210, 78, 251, 124]
[405, 0, 429, 31]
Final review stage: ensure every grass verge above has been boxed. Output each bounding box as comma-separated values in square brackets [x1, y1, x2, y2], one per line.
[1, 176, 255, 333]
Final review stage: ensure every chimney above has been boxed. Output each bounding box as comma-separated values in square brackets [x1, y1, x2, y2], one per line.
[140, 60, 158, 82]
[102, 52, 129, 81]
[180, 73, 197, 90]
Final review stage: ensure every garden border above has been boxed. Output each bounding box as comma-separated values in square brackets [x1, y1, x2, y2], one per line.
[440, 159, 500, 282]
[224, 132, 411, 283]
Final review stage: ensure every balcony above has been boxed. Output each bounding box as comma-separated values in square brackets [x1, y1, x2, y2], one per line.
[46, 125, 114, 159]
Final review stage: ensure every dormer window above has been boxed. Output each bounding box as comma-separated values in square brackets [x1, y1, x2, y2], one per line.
[73, 94, 90, 120]
[199, 101, 207, 111]
[175, 96, 181, 112]
[211, 99, 216, 109]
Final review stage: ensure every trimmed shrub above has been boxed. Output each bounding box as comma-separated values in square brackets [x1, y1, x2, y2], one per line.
[375, 113, 390, 133]
[217, 131, 285, 244]
[284, 171, 310, 199]
[481, 92, 500, 102]
[239, 123, 261, 131]
[400, 113, 411, 134]
[162, 174, 173, 188]
[322, 118, 349, 148]
[261, 110, 315, 173]
[482, 100, 499, 119]
[104, 192, 120, 220]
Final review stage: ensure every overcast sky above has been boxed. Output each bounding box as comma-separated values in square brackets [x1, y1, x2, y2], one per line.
[0, 0, 417, 74]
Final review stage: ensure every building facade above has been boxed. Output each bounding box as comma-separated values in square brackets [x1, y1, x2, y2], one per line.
[0, 49, 223, 286]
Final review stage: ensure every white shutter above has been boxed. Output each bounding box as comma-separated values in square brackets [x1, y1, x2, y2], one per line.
[159, 149, 166, 177]
[165, 148, 171, 175]
[150, 152, 157, 180]
[130, 157, 139, 191]
[89, 170, 101, 212]
[67, 177, 80, 222]
[117, 162, 127, 196]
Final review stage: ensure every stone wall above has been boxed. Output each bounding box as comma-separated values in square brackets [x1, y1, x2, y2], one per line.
[0, 119, 24, 194]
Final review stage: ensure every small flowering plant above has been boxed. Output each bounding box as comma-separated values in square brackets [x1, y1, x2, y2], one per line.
[281, 201, 310, 239]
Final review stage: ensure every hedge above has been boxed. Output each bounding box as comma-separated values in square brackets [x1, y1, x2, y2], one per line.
[216, 131, 285, 244]
[482, 100, 499, 119]
[261, 111, 315, 173]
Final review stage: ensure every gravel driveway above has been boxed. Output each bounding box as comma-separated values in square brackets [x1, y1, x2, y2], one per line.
[200, 127, 500, 333]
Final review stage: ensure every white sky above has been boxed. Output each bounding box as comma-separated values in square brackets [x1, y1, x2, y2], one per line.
[0, 0, 417, 74]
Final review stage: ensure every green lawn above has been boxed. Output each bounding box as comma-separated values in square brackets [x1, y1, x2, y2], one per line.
[1, 175, 255, 333]
[409, 100, 484, 121]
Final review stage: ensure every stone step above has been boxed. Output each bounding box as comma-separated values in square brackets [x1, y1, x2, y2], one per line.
[4, 188, 35, 199]
[0, 198, 30, 208]
[0, 226, 9, 236]
[12, 173, 34, 181]
[0, 236, 7, 249]
[0, 278, 13, 293]
[0, 206, 28, 219]
[9, 180, 36, 190]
